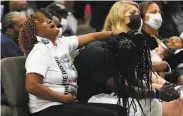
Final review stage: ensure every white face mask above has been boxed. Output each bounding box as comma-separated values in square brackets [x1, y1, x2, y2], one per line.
[60, 18, 68, 33]
[145, 13, 163, 30]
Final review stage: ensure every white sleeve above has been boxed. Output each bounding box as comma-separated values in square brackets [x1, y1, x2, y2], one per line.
[57, 36, 78, 53]
[25, 45, 50, 77]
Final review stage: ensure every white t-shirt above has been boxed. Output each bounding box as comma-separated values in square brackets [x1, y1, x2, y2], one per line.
[25, 36, 78, 113]
[150, 50, 171, 73]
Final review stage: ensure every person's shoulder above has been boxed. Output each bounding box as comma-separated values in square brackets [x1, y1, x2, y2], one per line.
[0, 34, 15, 46]
[29, 43, 49, 56]
[56, 36, 78, 46]
[85, 40, 106, 52]
[87, 40, 105, 47]
[57, 36, 77, 42]
[1, 34, 11, 42]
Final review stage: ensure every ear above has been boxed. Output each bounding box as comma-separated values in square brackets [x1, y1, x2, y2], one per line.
[6, 28, 14, 36]
[125, 16, 130, 25]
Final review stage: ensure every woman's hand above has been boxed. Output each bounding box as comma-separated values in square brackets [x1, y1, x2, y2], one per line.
[61, 94, 76, 103]
[159, 85, 180, 101]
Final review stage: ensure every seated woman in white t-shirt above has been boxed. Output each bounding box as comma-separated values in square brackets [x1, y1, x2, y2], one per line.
[18, 12, 124, 116]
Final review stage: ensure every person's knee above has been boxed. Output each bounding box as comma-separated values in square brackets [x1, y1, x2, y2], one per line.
[140, 99, 162, 116]
[151, 99, 162, 110]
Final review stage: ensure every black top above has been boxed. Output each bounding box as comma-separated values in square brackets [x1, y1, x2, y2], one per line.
[74, 40, 114, 102]
[75, 31, 157, 102]
[166, 50, 183, 69]
[141, 30, 158, 50]
[1, 33, 22, 59]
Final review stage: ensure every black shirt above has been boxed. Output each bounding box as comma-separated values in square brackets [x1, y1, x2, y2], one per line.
[166, 50, 183, 69]
[74, 40, 114, 102]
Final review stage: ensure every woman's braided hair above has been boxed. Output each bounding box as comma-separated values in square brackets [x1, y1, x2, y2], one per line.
[107, 30, 152, 115]
[18, 12, 46, 57]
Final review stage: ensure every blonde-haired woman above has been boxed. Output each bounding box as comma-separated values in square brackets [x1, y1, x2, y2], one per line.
[75, 1, 167, 116]
[103, 1, 142, 32]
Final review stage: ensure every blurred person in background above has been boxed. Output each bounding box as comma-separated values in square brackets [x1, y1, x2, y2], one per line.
[159, 1, 183, 39]
[72, 1, 96, 35]
[38, 8, 61, 27]
[47, 1, 78, 35]
[1, 11, 26, 59]
[0, 5, 4, 30]
[1, 11, 26, 112]
[90, 1, 115, 32]
[9, 0, 35, 17]
[46, 2, 69, 36]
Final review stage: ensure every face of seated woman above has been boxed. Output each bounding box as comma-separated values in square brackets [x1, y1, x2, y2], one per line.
[124, 5, 140, 24]
[124, 4, 141, 30]
[35, 18, 59, 42]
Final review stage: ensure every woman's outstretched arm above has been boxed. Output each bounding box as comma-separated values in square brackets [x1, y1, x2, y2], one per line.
[77, 31, 120, 46]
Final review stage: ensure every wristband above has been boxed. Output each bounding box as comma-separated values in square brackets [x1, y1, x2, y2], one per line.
[155, 89, 160, 99]
[153, 89, 160, 99]
[153, 89, 156, 98]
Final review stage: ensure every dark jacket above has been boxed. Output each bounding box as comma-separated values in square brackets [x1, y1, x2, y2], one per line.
[1, 33, 22, 59]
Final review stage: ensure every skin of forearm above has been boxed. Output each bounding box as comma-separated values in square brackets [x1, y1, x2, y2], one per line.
[152, 61, 167, 72]
[26, 82, 66, 103]
[92, 31, 113, 41]
[152, 83, 163, 90]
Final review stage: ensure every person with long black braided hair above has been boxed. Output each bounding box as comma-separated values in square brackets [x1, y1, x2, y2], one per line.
[74, 1, 179, 116]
